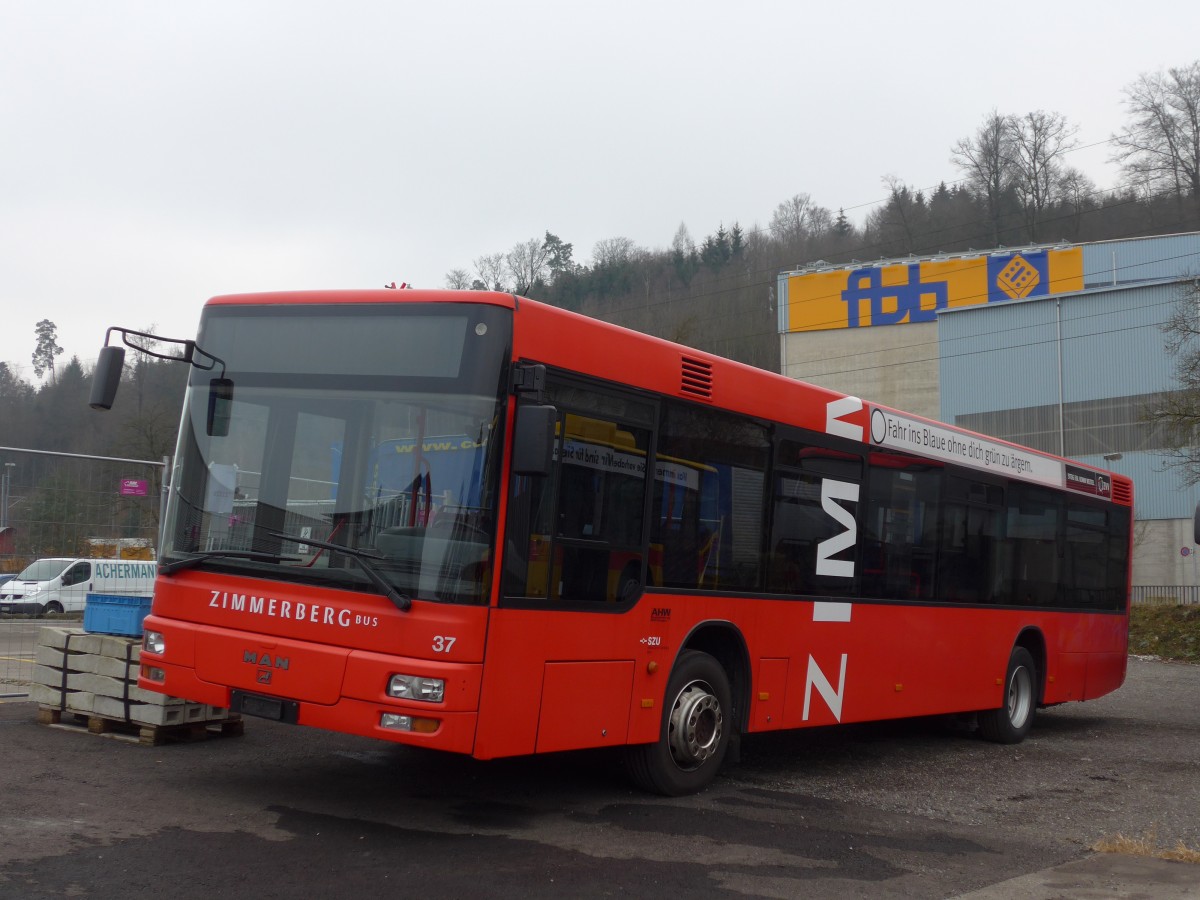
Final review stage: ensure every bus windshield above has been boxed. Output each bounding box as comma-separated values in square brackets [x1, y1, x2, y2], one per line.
[161, 302, 512, 605]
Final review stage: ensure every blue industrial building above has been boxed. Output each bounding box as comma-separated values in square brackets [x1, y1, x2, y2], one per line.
[778, 231, 1200, 590]
[938, 232, 1200, 589]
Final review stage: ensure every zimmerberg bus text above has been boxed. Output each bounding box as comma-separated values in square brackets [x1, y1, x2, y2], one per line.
[209, 591, 379, 628]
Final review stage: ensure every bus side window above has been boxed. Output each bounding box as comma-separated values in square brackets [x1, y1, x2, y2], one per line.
[767, 435, 863, 597]
[502, 386, 654, 605]
[1006, 486, 1063, 607]
[655, 402, 769, 592]
[936, 477, 1004, 604]
[862, 453, 940, 601]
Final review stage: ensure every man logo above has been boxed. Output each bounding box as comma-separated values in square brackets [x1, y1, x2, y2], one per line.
[243, 650, 289, 669]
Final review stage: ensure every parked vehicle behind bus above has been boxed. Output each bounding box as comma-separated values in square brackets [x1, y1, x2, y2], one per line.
[0, 557, 156, 616]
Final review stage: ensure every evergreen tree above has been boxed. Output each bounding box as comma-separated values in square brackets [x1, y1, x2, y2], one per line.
[31, 319, 63, 383]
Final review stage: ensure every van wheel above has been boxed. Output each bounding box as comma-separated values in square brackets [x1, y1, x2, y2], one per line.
[40, 601, 64, 617]
[624, 650, 732, 796]
[979, 647, 1037, 743]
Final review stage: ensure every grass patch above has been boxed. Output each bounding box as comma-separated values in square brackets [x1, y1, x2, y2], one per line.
[1093, 827, 1200, 863]
[1128, 605, 1200, 662]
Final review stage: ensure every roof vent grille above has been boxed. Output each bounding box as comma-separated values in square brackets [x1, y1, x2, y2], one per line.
[1111, 480, 1132, 505]
[681, 357, 713, 401]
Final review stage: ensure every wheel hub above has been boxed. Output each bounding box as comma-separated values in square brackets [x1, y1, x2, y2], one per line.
[667, 680, 723, 771]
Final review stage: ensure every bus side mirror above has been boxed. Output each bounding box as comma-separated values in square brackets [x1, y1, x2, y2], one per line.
[1194, 501, 1200, 546]
[89, 345, 126, 410]
[207, 377, 235, 437]
[513, 405, 556, 476]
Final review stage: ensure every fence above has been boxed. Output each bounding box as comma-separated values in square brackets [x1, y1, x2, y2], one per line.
[1131, 585, 1200, 606]
[0, 446, 166, 697]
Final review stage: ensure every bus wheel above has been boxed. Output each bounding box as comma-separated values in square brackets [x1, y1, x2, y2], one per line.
[979, 646, 1037, 744]
[625, 650, 731, 796]
[40, 601, 64, 617]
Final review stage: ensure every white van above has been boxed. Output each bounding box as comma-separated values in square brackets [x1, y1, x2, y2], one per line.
[0, 557, 155, 616]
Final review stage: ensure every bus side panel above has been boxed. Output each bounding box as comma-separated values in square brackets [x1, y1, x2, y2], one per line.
[756, 603, 1120, 732]
[475, 598, 1128, 758]
[1085, 652, 1128, 700]
[753, 658, 790, 731]
[474, 606, 674, 760]
[535, 661, 635, 753]
[760, 601, 1008, 730]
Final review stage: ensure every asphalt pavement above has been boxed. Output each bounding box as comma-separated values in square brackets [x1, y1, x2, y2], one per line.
[0, 653, 1198, 898]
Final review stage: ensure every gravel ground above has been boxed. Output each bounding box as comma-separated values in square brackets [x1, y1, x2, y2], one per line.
[732, 655, 1200, 853]
[0, 655, 1195, 899]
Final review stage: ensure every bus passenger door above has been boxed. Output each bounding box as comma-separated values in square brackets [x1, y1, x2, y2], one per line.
[502, 401, 653, 606]
[479, 381, 657, 759]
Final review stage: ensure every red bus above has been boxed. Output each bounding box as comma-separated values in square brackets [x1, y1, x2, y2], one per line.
[91, 290, 1133, 795]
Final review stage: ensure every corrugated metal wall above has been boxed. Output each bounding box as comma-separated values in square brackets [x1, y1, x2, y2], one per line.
[1082, 233, 1200, 287]
[939, 278, 1197, 519]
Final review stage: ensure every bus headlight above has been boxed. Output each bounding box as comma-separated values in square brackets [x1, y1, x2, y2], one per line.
[143, 630, 166, 655]
[380, 713, 440, 733]
[387, 674, 445, 703]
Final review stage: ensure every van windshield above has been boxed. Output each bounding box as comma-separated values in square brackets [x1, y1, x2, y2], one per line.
[15, 558, 73, 581]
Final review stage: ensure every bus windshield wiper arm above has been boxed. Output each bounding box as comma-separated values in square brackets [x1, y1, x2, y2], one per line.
[267, 530, 412, 612]
[159, 550, 300, 575]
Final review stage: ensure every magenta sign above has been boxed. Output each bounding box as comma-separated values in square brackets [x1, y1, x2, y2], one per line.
[120, 478, 148, 497]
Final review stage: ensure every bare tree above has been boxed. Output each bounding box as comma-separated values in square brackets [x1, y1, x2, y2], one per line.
[1148, 279, 1200, 483]
[671, 223, 695, 257]
[952, 110, 1015, 245]
[768, 193, 832, 246]
[864, 176, 928, 255]
[1057, 166, 1098, 238]
[1006, 110, 1079, 242]
[444, 268, 473, 290]
[1112, 61, 1200, 220]
[769, 193, 813, 243]
[473, 253, 508, 292]
[592, 236, 637, 269]
[505, 236, 551, 295]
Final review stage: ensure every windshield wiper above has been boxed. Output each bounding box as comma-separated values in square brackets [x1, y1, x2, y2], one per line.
[159, 550, 300, 575]
[267, 530, 412, 612]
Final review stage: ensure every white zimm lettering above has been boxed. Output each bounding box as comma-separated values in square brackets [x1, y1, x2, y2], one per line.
[203, 589, 375, 632]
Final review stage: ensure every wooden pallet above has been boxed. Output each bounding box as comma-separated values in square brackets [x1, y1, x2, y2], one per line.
[37, 705, 245, 745]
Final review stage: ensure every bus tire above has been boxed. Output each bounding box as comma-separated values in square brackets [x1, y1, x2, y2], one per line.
[624, 650, 731, 796]
[979, 646, 1037, 744]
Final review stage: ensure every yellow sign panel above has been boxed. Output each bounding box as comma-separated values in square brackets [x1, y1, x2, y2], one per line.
[786, 247, 1083, 332]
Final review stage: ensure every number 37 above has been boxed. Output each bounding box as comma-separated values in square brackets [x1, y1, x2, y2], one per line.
[432, 635, 457, 653]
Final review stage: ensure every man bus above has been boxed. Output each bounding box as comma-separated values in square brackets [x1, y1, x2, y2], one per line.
[90, 290, 1132, 795]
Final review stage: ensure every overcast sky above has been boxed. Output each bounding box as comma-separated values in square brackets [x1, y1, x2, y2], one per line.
[2, 1, 1198, 380]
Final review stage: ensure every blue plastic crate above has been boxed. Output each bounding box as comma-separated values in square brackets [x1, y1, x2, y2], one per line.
[84, 593, 153, 637]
